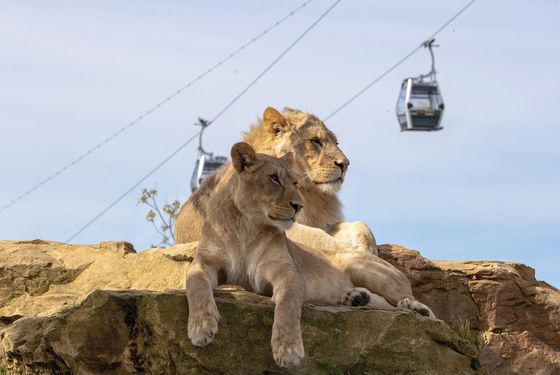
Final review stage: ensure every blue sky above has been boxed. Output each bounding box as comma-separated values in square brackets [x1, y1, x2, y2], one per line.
[1, 1, 559, 287]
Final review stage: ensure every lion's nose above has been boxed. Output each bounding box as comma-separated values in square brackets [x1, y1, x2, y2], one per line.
[290, 202, 303, 214]
[334, 160, 348, 173]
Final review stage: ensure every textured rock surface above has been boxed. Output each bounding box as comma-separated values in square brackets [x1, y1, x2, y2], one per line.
[379, 244, 560, 375]
[1, 240, 558, 374]
[0, 240, 196, 318]
[0, 289, 479, 375]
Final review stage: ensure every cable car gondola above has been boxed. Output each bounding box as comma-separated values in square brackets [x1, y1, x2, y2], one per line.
[396, 39, 445, 131]
[190, 118, 228, 192]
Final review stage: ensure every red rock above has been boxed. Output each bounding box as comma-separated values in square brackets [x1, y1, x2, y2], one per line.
[379, 244, 560, 375]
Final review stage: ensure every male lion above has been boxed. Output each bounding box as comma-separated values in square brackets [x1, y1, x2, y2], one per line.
[187, 142, 394, 367]
[176, 107, 435, 316]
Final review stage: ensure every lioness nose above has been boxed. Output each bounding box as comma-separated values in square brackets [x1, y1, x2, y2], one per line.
[290, 202, 303, 214]
[334, 160, 348, 173]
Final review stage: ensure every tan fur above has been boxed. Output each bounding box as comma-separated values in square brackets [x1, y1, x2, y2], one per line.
[175, 107, 347, 242]
[186, 143, 395, 368]
[177, 107, 436, 322]
[243, 107, 347, 230]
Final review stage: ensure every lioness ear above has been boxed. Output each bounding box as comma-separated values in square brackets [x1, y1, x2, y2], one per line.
[263, 107, 290, 136]
[231, 142, 257, 173]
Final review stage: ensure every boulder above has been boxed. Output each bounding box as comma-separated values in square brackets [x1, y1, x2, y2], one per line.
[1, 240, 559, 374]
[0, 240, 196, 317]
[0, 289, 479, 375]
[379, 244, 560, 375]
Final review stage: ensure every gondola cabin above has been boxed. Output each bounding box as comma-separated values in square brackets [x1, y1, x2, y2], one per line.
[190, 154, 227, 192]
[189, 117, 228, 192]
[396, 78, 444, 131]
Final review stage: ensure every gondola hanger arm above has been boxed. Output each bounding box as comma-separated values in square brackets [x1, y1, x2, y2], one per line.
[418, 38, 439, 82]
[195, 118, 213, 158]
[422, 38, 439, 48]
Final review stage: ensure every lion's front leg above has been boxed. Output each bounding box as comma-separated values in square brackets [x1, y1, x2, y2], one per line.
[186, 259, 220, 346]
[329, 221, 378, 255]
[338, 251, 437, 319]
[287, 222, 349, 257]
[270, 269, 305, 368]
[257, 245, 306, 369]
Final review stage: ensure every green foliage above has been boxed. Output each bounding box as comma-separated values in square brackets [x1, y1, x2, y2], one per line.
[138, 188, 181, 248]
[457, 316, 472, 341]
[0, 365, 6, 375]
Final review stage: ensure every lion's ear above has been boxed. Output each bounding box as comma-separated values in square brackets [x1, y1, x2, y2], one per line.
[231, 142, 257, 173]
[282, 107, 309, 127]
[263, 107, 290, 135]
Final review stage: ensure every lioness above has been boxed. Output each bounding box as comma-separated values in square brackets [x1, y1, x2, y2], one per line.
[187, 142, 395, 367]
[177, 107, 435, 317]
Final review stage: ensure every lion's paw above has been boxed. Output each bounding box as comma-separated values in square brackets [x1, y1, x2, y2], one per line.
[341, 287, 370, 307]
[188, 307, 219, 347]
[398, 297, 436, 319]
[271, 329, 305, 368]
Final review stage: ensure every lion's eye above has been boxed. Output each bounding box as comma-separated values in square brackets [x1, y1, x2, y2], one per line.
[270, 174, 281, 185]
[293, 181, 298, 186]
[310, 138, 322, 147]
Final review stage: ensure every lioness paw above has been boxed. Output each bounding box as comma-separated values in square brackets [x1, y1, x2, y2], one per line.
[271, 330, 305, 368]
[341, 288, 370, 307]
[188, 308, 219, 347]
[398, 297, 436, 319]
[342, 287, 394, 309]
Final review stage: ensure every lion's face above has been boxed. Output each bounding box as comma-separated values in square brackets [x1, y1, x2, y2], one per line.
[286, 120, 349, 194]
[273, 108, 349, 195]
[231, 142, 303, 230]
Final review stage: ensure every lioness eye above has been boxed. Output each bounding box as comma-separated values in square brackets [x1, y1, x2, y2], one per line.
[310, 138, 322, 147]
[293, 181, 298, 186]
[270, 174, 281, 185]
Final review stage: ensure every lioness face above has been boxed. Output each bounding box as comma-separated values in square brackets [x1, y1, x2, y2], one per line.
[231, 142, 303, 230]
[263, 107, 349, 195]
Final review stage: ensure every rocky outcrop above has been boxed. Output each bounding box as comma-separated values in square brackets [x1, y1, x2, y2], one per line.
[379, 244, 560, 375]
[0, 240, 196, 318]
[0, 240, 558, 374]
[0, 289, 479, 375]
[0, 240, 481, 374]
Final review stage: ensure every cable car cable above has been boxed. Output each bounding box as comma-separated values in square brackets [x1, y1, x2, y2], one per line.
[65, 131, 200, 243]
[65, 0, 341, 242]
[0, 0, 313, 216]
[207, 0, 341, 127]
[324, 0, 478, 121]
